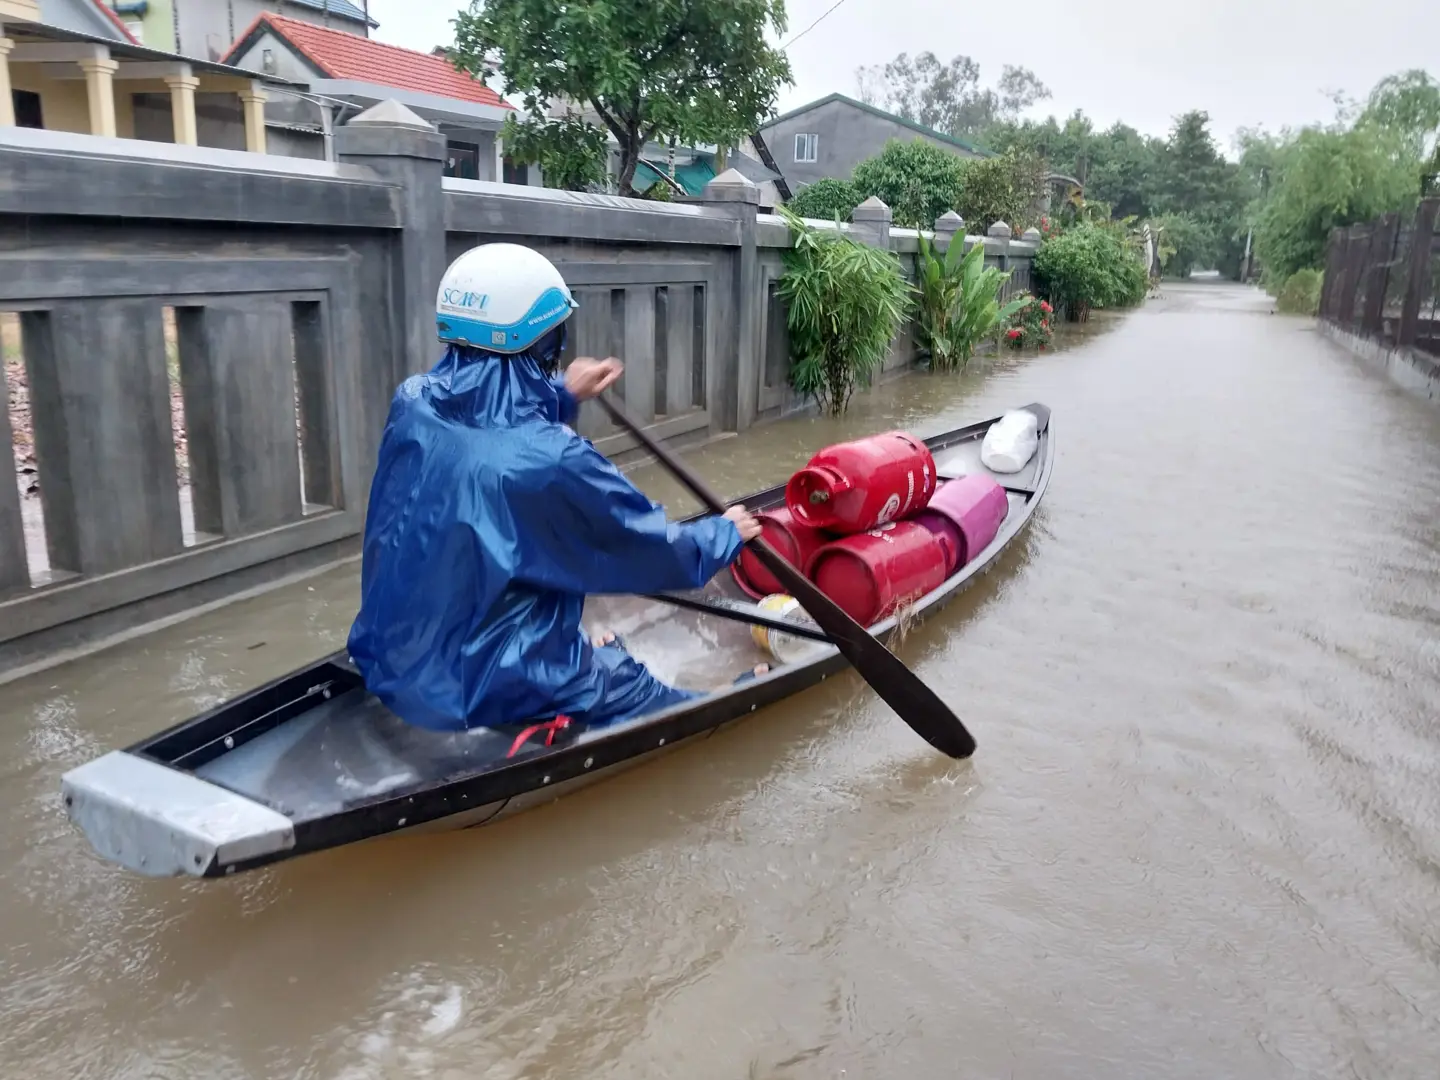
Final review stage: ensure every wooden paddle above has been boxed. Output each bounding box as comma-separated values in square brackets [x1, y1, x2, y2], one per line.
[597, 393, 978, 759]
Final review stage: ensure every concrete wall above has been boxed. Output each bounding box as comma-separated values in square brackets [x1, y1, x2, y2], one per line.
[0, 107, 1037, 676]
[1317, 321, 1440, 403]
[7, 67, 91, 133]
[760, 97, 986, 191]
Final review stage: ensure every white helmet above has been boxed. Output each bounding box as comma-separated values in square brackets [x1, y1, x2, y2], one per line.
[435, 243, 578, 353]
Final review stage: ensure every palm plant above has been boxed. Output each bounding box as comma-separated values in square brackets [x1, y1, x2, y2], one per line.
[776, 206, 913, 416]
[913, 234, 1028, 372]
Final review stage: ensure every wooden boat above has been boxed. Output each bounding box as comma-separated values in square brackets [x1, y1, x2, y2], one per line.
[61, 403, 1055, 878]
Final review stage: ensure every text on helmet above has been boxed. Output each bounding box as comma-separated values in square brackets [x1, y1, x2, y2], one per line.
[442, 289, 489, 310]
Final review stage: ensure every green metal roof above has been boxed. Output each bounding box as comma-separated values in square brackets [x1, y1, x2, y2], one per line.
[633, 156, 717, 197]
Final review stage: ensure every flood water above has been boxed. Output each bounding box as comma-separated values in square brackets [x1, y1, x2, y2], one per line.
[3, 281, 1439, 1079]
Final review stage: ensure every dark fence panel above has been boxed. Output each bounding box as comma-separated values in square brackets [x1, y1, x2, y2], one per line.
[1320, 198, 1440, 357]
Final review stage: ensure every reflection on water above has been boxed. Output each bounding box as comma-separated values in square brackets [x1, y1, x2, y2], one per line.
[3, 287, 1439, 1079]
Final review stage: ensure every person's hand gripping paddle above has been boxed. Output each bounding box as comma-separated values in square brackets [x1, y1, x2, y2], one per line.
[597, 393, 977, 759]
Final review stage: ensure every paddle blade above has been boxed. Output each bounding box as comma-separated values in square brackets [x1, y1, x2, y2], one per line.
[746, 542, 977, 758]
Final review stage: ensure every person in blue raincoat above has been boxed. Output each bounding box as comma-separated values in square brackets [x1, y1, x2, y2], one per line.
[347, 243, 767, 745]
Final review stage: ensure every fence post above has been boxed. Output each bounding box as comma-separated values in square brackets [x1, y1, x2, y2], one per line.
[334, 100, 447, 390]
[701, 169, 761, 434]
[987, 221, 1013, 274]
[1397, 197, 1439, 350]
[1320, 228, 1343, 320]
[1361, 212, 1401, 338]
[850, 196, 892, 249]
[933, 210, 964, 252]
[0, 352, 25, 596]
[1337, 225, 1366, 327]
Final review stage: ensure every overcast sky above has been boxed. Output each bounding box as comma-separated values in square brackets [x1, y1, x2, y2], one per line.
[367, 0, 1440, 155]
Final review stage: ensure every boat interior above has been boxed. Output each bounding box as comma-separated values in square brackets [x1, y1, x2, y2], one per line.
[139, 415, 1047, 826]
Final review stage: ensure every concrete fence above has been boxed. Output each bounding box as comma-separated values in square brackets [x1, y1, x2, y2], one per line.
[0, 100, 1040, 675]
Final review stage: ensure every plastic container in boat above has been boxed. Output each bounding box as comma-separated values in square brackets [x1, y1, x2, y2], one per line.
[804, 521, 949, 627]
[980, 410, 1039, 473]
[749, 593, 826, 664]
[910, 473, 1008, 573]
[785, 431, 936, 534]
[730, 507, 831, 599]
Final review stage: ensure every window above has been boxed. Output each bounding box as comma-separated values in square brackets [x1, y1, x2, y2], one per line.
[444, 140, 480, 180]
[12, 90, 43, 129]
[793, 132, 817, 163]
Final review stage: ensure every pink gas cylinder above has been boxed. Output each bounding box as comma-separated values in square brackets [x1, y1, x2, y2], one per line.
[804, 520, 949, 626]
[784, 431, 937, 534]
[910, 473, 1008, 574]
[729, 506, 831, 599]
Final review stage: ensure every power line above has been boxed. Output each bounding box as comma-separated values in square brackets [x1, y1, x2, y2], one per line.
[780, 0, 854, 51]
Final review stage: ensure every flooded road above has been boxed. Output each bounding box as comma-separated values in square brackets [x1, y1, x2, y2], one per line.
[4, 281, 1440, 1078]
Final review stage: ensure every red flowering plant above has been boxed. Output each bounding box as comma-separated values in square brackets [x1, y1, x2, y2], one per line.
[998, 292, 1054, 350]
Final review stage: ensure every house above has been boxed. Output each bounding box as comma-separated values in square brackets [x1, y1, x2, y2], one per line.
[2, 0, 290, 152]
[222, 13, 517, 174]
[758, 92, 989, 194]
[519, 92, 783, 199]
[125, 0, 377, 62]
[731, 133, 789, 207]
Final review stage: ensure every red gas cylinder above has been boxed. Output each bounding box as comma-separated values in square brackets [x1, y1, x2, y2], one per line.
[805, 520, 949, 627]
[730, 506, 831, 599]
[785, 431, 937, 534]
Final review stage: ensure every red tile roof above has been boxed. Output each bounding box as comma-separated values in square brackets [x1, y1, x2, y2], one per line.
[224, 14, 513, 109]
[91, 0, 141, 44]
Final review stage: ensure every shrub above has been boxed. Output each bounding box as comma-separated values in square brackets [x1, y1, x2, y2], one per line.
[914, 236, 1027, 371]
[851, 138, 967, 230]
[1000, 292, 1054, 349]
[786, 178, 861, 221]
[775, 206, 913, 416]
[954, 149, 1050, 234]
[1273, 268, 1324, 314]
[1033, 223, 1148, 320]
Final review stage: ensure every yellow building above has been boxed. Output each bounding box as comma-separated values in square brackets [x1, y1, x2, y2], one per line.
[1, 0, 295, 153]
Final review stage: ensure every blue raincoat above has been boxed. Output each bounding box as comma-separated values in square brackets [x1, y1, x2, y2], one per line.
[347, 344, 744, 733]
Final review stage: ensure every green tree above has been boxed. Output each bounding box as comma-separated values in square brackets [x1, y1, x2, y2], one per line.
[1151, 111, 1247, 273]
[499, 113, 610, 191]
[451, 0, 793, 197]
[1359, 69, 1440, 188]
[1150, 212, 1219, 277]
[787, 177, 862, 222]
[983, 112, 1164, 221]
[953, 148, 1049, 231]
[1253, 121, 1422, 281]
[850, 138, 968, 229]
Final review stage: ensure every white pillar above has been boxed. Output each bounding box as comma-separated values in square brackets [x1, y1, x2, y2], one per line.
[0, 38, 15, 127]
[164, 72, 199, 145]
[78, 55, 119, 138]
[239, 82, 267, 153]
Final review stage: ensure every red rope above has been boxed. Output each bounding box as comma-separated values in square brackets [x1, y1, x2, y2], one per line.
[506, 714, 572, 758]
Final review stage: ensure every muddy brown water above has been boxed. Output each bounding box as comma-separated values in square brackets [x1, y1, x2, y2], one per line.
[3, 282, 1439, 1079]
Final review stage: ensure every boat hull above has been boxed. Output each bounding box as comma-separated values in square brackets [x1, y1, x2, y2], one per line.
[60, 404, 1056, 878]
